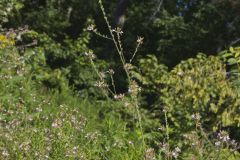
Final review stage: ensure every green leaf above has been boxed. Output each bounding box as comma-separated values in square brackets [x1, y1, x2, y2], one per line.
[227, 58, 237, 65]
[230, 47, 234, 53]
[222, 53, 233, 58]
[235, 52, 240, 58]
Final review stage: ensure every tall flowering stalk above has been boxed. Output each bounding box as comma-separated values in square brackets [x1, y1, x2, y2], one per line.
[87, 0, 146, 151]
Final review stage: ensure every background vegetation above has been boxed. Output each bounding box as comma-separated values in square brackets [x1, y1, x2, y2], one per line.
[0, 0, 240, 159]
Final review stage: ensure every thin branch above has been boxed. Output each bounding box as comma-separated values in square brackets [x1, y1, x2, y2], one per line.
[150, 0, 163, 21]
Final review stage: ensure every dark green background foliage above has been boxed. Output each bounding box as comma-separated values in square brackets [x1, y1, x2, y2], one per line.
[1, 0, 240, 159]
[4, 0, 240, 65]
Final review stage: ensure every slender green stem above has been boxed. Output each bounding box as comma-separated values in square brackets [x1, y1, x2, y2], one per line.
[97, 0, 146, 152]
[98, 0, 130, 83]
[110, 75, 116, 94]
[130, 43, 140, 63]
[90, 59, 115, 96]
[164, 110, 170, 160]
[134, 97, 146, 148]
[117, 32, 125, 63]
[92, 30, 113, 40]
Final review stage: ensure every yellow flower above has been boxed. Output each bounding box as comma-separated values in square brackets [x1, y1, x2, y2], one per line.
[0, 34, 15, 49]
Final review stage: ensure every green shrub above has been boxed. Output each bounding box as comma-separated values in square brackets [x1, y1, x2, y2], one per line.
[161, 54, 240, 132]
[0, 0, 23, 28]
[135, 52, 240, 134]
[219, 47, 240, 94]
[22, 24, 109, 97]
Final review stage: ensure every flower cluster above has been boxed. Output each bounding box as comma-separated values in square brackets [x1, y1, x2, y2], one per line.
[137, 36, 144, 44]
[87, 24, 95, 31]
[159, 142, 181, 159]
[217, 130, 230, 143]
[214, 130, 240, 151]
[84, 51, 96, 60]
[128, 81, 141, 96]
[94, 80, 108, 89]
[0, 34, 15, 48]
[191, 113, 201, 121]
[114, 93, 125, 100]
[112, 27, 123, 35]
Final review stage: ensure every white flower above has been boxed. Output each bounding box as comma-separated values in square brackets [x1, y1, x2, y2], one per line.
[87, 24, 95, 31]
[2, 150, 9, 157]
[175, 147, 181, 153]
[215, 141, 221, 147]
[137, 36, 144, 44]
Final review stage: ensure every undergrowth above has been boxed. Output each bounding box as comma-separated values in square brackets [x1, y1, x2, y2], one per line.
[0, 0, 240, 159]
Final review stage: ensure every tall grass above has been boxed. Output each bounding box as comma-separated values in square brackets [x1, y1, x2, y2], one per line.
[0, 33, 146, 159]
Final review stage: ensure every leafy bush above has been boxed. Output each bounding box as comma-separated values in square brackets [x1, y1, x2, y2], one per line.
[22, 24, 109, 97]
[220, 47, 240, 94]
[161, 54, 240, 132]
[135, 52, 240, 135]
[0, 0, 23, 28]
